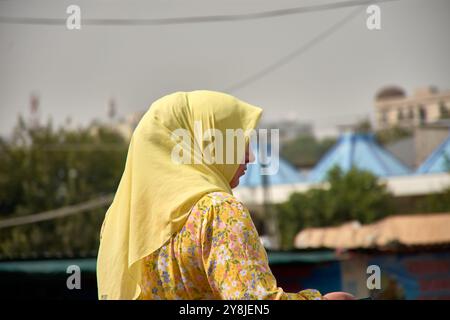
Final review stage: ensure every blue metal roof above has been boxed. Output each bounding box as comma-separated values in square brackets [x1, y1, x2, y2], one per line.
[417, 132, 450, 174]
[309, 132, 412, 182]
[238, 144, 305, 187]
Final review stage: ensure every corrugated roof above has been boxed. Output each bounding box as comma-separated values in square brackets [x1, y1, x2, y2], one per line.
[294, 213, 450, 249]
[417, 132, 450, 174]
[239, 144, 305, 187]
[308, 132, 411, 183]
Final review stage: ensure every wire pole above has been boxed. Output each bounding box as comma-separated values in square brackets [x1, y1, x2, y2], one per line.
[0, 0, 398, 26]
[0, 194, 113, 229]
[225, 6, 362, 93]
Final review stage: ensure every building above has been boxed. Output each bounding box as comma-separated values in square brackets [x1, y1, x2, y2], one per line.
[385, 120, 450, 169]
[259, 120, 313, 144]
[293, 213, 450, 299]
[308, 132, 411, 183]
[417, 131, 450, 174]
[294, 213, 450, 250]
[375, 86, 450, 130]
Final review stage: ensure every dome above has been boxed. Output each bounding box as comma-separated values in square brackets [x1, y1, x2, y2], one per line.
[376, 86, 406, 101]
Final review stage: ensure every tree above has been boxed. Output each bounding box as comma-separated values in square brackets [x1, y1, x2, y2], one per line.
[0, 117, 128, 257]
[375, 126, 412, 146]
[281, 134, 336, 168]
[354, 119, 373, 133]
[277, 166, 393, 250]
[439, 101, 450, 119]
[419, 154, 450, 213]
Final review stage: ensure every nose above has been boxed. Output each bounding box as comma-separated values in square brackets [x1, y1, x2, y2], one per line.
[247, 147, 255, 163]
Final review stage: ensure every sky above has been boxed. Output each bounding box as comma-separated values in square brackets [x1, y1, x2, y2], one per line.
[0, 0, 449, 138]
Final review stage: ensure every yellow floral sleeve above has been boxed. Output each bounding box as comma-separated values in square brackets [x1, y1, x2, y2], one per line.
[200, 192, 322, 300]
[140, 191, 322, 300]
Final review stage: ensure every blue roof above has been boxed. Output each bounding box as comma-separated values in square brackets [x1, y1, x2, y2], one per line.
[417, 132, 450, 174]
[309, 132, 411, 182]
[238, 144, 305, 187]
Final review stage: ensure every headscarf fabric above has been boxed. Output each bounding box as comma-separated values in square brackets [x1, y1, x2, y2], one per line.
[96, 90, 262, 299]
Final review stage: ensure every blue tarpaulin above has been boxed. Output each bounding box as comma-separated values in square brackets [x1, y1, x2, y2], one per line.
[417, 132, 450, 174]
[238, 144, 306, 187]
[309, 132, 411, 182]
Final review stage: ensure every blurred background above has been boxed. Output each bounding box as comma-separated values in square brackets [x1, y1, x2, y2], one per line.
[1, 0, 450, 300]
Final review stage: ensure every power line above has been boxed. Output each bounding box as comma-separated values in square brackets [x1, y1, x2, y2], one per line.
[0, 194, 113, 229]
[0, 0, 396, 26]
[225, 6, 362, 93]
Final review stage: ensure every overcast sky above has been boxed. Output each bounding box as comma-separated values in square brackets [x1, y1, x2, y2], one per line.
[1, 0, 449, 138]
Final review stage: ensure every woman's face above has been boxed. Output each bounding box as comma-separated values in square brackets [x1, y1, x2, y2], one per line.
[229, 145, 254, 189]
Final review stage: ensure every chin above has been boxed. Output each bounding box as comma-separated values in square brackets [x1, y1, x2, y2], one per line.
[230, 179, 239, 189]
[230, 172, 245, 189]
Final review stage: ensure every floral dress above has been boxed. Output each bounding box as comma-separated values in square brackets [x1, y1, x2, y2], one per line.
[139, 191, 322, 300]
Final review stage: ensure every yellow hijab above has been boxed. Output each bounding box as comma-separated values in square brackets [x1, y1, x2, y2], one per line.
[96, 90, 262, 299]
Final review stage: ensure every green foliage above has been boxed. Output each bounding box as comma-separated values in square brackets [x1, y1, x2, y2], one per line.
[281, 135, 336, 167]
[376, 126, 413, 146]
[439, 101, 450, 119]
[354, 119, 373, 133]
[0, 117, 128, 258]
[417, 153, 450, 213]
[277, 166, 393, 250]
[419, 187, 450, 213]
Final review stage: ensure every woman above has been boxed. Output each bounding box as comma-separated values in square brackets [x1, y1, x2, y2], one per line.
[97, 90, 354, 300]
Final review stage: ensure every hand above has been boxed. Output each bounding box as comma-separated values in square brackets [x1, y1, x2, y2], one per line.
[323, 292, 356, 300]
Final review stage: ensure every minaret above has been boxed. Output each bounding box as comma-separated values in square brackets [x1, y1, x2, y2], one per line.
[107, 98, 117, 122]
[29, 94, 40, 129]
